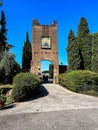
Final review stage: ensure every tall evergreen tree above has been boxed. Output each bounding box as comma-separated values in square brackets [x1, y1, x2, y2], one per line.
[77, 17, 92, 70]
[0, 11, 7, 51]
[0, 11, 12, 57]
[67, 29, 81, 70]
[91, 33, 98, 72]
[22, 32, 32, 70]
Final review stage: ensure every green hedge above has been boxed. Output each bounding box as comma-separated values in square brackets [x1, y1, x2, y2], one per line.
[59, 70, 98, 92]
[12, 73, 41, 102]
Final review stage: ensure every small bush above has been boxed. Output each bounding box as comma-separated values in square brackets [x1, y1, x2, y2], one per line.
[12, 73, 41, 102]
[59, 70, 98, 93]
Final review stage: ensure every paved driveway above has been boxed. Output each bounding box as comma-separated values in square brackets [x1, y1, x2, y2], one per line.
[0, 83, 98, 130]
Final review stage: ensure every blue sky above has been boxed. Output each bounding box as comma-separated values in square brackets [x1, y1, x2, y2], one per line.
[0, 0, 98, 70]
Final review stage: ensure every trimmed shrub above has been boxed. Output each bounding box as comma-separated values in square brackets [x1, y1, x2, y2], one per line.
[59, 70, 98, 92]
[92, 76, 98, 92]
[12, 73, 41, 102]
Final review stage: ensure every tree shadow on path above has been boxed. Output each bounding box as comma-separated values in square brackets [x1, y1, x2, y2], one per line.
[2, 85, 49, 110]
[32, 85, 49, 100]
[3, 103, 15, 110]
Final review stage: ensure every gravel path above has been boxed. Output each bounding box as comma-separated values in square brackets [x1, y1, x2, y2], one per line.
[0, 83, 98, 116]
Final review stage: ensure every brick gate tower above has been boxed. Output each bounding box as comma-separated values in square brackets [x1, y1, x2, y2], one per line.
[30, 19, 59, 83]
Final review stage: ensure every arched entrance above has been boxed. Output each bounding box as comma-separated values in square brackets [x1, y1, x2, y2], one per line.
[40, 59, 54, 83]
[30, 19, 59, 83]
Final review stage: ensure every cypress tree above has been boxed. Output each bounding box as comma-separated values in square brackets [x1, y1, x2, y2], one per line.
[91, 33, 98, 72]
[77, 17, 92, 70]
[0, 11, 12, 57]
[0, 11, 7, 51]
[22, 32, 32, 70]
[67, 29, 81, 70]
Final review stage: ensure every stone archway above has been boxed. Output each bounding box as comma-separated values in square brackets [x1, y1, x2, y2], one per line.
[30, 19, 59, 83]
[40, 58, 58, 83]
[40, 59, 54, 78]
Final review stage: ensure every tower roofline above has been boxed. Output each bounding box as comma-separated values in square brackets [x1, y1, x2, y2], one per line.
[33, 19, 57, 26]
